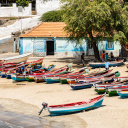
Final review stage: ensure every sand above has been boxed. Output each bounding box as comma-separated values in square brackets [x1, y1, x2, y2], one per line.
[0, 55, 128, 128]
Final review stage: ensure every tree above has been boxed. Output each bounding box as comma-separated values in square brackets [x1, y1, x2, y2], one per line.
[40, 10, 64, 22]
[60, 0, 127, 61]
[16, 0, 30, 7]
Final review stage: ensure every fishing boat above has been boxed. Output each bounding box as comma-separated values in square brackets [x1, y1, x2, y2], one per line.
[118, 89, 128, 98]
[71, 77, 114, 90]
[106, 85, 128, 96]
[94, 77, 128, 94]
[34, 65, 70, 83]
[38, 93, 106, 116]
[44, 70, 71, 84]
[89, 60, 124, 68]
[67, 69, 113, 84]
[26, 65, 56, 82]
[0, 53, 32, 64]
[59, 67, 88, 84]
[11, 74, 27, 82]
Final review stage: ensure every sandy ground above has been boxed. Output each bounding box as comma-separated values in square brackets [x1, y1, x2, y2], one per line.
[0, 54, 128, 128]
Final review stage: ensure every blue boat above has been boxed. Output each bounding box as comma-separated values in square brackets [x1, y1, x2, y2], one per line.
[11, 74, 27, 82]
[44, 77, 60, 84]
[39, 93, 106, 116]
[118, 89, 128, 98]
[1, 73, 6, 78]
[89, 60, 124, 68]
[70, 77, 114, 90]
[6, 74, 12, 79]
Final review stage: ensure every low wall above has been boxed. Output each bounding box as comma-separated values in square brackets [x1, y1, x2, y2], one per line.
[0, 3, 32, 17]
[0, 16, 41, 37]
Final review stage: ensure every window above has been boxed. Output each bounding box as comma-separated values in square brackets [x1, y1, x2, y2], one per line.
[106, 41, 114, 50]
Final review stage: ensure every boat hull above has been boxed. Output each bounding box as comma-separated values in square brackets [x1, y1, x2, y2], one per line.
[11, 74, 27, 82]
[34, 76, 45, 83]
[44, 77, 60, 84]
[6, 74, 12, 79]
[89, 60, 124, 68]
[48, 98, 104, 116]
[26, 76, 34, 82]
[60, 78, 68, 84]
[118, 92, 128, 98]
[1, 53, 32, 63]
[1, 73, 6, 78]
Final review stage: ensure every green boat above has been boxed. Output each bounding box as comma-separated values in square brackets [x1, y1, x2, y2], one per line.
[59, 78, 68, 84]
[95, 88, 106, 94]
[106, 90, 118, 96]
[25, 75, 34, 82]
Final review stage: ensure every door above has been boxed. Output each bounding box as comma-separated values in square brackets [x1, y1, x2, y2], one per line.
[87, 40, 94, 55]
[32, 0, 36, 11]
[46, 41, 54, 55]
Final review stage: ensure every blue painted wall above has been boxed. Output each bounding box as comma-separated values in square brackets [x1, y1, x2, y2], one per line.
[20, 37, 23, 54]
[20, 37, 121, 57]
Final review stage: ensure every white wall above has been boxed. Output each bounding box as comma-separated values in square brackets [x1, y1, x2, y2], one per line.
[0, 16, 41, 37]
[36, 0, 62, 15]
[0, 3, 32, 17]
[0, 1, 62, 17]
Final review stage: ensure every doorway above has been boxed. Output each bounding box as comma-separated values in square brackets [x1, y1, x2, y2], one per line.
[46, 41, 54, 55]
[32, 0, 36, 11]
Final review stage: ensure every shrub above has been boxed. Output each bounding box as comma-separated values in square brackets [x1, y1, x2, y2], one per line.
[40, 10, 64, 22]
[9, 17, 16, 20]
[16, 0, 30, 7]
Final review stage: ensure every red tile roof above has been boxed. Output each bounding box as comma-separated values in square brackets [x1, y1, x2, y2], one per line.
[20, 22, 69, 37]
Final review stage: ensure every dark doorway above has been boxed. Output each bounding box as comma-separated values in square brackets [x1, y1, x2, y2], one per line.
[46, 41, 54, 55]
[32, 0, 36, 11]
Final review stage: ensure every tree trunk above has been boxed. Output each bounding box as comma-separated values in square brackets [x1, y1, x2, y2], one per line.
[120, 43, 127, 58]
[89, 32, 101, 61]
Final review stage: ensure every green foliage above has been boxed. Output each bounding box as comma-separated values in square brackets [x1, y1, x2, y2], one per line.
[60, 0, 128, 60]
[40, 10, 64, 22]
[16, 0, 30, 7]
[9, 17, 16, 20]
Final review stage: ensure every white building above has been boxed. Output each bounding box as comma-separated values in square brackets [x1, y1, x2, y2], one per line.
[0, 0, 61, 17]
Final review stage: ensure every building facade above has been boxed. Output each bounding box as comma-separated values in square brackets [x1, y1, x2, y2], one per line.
[0, 0, 61, 17]
[19, 22, 121, 57]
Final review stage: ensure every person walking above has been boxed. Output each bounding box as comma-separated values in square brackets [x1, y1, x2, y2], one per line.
[81, 53, 85, 67]
[105, 60, 109, 71]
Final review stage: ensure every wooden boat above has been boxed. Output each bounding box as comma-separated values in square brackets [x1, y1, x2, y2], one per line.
[71, 77, 114, 90]
[94, 77, 128, 94]
[89, 60, 124, 68]
[11, 74, 27, 82]
[0, 58, 44, 80]
[106, 85, 128, 96]
[26, 65, 56, 82]
[38, 93, 106, 116]
[34, 65, 70, 83]
[67, 69, 113, 84]
[44, 70, 71, 84]
[0, 53, 32, 64]
[94, 84, 122, 94]
[26, 58, 44, 67]
[59, 67, 88, 84]
[118, 89, 128, 98]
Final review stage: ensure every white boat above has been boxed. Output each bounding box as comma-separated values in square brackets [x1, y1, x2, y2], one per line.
[38, 93, 106, 116]
[0, 53, 32, 63]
